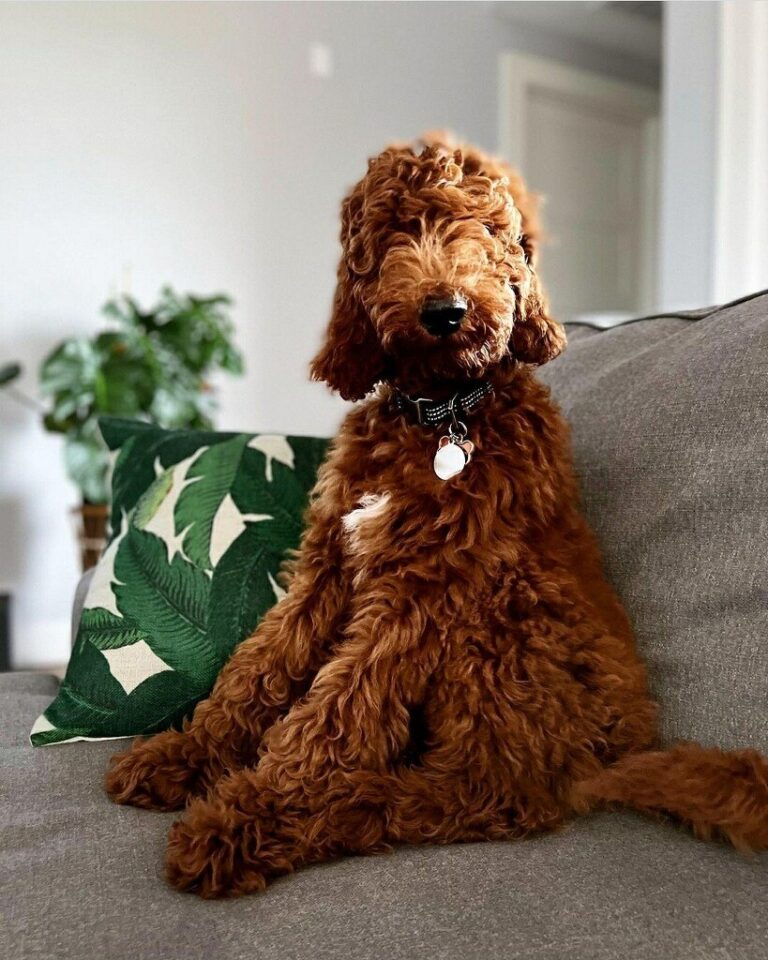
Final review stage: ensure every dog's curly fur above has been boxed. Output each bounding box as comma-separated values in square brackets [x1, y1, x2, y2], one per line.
[106, 135, 768, 897]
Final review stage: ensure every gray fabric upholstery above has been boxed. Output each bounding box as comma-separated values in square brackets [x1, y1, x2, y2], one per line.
[2, 674, 766, 960]
[539, 290, 768, 751]
[0, 671, 58, 696]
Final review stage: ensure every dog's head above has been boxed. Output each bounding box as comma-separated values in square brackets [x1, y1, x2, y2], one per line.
[311, 135, 565, 401]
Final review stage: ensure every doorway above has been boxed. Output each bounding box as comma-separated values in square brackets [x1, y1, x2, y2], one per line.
[499, 53, 660, 325]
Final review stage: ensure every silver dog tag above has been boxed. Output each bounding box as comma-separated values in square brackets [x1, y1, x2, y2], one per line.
[433, 436, 474, 480]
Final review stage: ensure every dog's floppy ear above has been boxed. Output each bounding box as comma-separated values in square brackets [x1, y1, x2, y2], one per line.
[311, 180, 389, 400]
[310, 262, 387, 401]
[511, 269, 566, 366]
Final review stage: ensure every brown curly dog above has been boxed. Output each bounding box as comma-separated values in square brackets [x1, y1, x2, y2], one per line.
[106, 136, 768, 897]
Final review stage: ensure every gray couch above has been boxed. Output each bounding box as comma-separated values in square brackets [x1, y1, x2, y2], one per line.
[3, 291, 767, 960]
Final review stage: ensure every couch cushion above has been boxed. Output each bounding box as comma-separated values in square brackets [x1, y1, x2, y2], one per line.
[31, 419, 328, 746]
[2, 673, 766, 960]
[538, 290, 768, 752]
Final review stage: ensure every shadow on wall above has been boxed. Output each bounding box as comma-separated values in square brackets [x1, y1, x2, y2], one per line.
[0, 496, 24, 586]
[0, 331, 81, 668]
[0, 351, 38, 608]
[0, 495, 25, 665]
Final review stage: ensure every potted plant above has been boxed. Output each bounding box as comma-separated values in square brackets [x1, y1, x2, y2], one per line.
[3, 287, 243, 570]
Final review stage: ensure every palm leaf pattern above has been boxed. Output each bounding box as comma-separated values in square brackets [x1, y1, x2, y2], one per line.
[77, 607, 153, 650]
[30, 418, 328, 746]
[175, 434, 250, 570]
[112, 527, 214, 686]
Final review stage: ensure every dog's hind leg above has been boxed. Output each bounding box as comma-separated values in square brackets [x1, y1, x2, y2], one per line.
[105, 509, 349, 811]
[573, 742, 768, 851]
[163, 617, 579, 895]
[165, 589, 441, 895]
[165, 758, 540, 898]
[163, 706, 571, 899]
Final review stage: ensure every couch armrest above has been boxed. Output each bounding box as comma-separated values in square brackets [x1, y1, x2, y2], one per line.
[71, 568, 95, 646]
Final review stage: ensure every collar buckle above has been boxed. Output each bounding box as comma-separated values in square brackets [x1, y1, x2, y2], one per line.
[409, 396, 430, 426]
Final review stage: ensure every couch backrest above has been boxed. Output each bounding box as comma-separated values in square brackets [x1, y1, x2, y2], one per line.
[538, 290, 768, 752]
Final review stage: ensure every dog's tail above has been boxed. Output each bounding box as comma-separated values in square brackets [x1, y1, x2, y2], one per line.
[573, 742, 768, 851]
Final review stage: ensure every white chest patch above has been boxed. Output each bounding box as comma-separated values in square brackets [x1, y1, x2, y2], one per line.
[342, 492, 391, 554]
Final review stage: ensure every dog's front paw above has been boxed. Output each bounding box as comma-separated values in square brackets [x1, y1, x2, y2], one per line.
[165, 779, 310, 898]
[165, 798, 273, 898]
[105, 731, 205, 811]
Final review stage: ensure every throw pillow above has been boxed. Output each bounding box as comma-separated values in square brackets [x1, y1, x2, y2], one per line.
[30, 418, 328, 746]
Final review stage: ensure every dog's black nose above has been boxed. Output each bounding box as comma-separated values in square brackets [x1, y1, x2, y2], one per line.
[419, 296, 467, 337]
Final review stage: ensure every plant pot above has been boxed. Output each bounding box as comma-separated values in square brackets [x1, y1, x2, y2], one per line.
[70, 503, 109, 572]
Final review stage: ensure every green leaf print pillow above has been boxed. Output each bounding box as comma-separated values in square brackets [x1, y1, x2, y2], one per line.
[30, 418, 328, 747]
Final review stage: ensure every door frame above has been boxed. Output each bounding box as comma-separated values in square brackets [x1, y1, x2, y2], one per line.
[498, 52, 661, 316]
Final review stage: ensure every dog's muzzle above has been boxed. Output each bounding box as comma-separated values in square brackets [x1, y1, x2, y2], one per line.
[420, 295, 467, 337]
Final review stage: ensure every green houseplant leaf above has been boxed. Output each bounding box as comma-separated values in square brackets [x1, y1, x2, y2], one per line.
[39, 287, 243, 504]
[0, 362, 22, 387]
[64, 421, 110, 505]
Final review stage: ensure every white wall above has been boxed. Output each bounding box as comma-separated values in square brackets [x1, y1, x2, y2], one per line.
[0, 1, 657, 668]
[659, 1, 721, 310]
[713, 1, 768, 303]
[660, 0, 768, 309]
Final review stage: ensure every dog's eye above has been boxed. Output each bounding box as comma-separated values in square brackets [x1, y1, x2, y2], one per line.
[482, 222, 497, 237]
